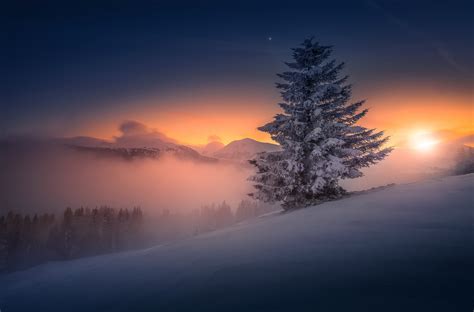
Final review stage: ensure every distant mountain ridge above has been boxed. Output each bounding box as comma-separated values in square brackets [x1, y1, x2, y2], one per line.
[70, 145, 217, 162]
[57, 136, 280, 162]
[3, 135, 280, 163]
[58, 136, 217, 162]
[54, 136, 112, 148]
[212, 138, 281, 161]
[192, 141, 225, 156]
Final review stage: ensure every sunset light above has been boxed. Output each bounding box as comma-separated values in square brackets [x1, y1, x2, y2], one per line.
[2, 1, 473, 311]
[410, 131, 440, 151]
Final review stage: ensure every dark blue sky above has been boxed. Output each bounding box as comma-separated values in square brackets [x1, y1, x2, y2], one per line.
[2, 0, 473, 138]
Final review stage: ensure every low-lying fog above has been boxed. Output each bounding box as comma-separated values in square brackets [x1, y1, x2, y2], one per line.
[0, 137, 464, 215]
[0, 141, 252, 215]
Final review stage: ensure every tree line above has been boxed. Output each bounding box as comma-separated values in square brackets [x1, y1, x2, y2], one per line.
[0, 206, 144, 273]
[0, 200, 275, 274]
[191, 200, 274, 234]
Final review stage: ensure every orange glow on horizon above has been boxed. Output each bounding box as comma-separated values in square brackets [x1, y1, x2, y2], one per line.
[78, 92, 280, 145]
[70, 84, 472, 148]
[355, 86, 473, 148]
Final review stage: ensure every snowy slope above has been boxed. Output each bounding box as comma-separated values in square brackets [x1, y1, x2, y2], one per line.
[1, 174, 473, 312]
[212, 138, 281, 160]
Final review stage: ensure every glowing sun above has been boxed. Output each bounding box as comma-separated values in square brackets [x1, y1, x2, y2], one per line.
[410, 131, 440, 151]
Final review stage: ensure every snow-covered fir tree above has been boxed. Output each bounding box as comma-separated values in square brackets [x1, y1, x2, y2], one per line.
[249, 38, 392, 209]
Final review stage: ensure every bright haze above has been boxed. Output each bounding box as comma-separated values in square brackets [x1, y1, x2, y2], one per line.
[1, 0, 473, 212]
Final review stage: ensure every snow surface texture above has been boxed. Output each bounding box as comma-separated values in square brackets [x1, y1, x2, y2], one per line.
[1, 174, 473, 312]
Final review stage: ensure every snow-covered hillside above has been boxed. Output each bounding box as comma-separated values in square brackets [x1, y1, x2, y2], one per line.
[1, 174, 472, 312]
[213, 138, 281, 160]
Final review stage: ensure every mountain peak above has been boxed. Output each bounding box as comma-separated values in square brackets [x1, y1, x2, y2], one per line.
[212, 138, 280, 161]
